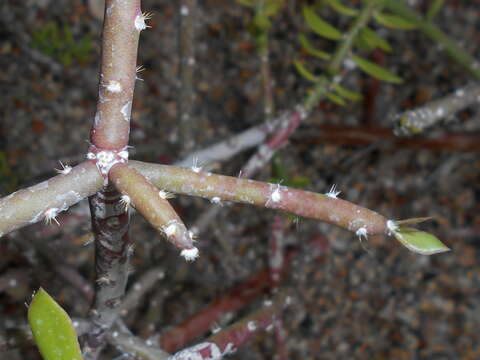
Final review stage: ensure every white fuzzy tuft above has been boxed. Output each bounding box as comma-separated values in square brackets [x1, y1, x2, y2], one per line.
[270, 184, 282, 203]
[325, 184, 341, 199]
[119, 195, 131, 211]
[210, 196, 221, 204]
[356, 226, 368, 241]
[135, 11, 153, 31]
[159, 190, 175, 199]
[181, 247, 199, 262]
[55, 161, 72, 175]
[44, 208, 60, 225]
[191, 156, 202, 173]
[386, 220, 399, 234]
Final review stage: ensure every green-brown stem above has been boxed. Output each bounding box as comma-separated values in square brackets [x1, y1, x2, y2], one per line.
[130, 161, 388, 236]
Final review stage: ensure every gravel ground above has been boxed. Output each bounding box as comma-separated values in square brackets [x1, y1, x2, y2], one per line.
[0, 0, 479, 359]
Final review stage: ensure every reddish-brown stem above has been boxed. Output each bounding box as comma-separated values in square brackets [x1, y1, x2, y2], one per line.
[83, 186, 132, 359]
[169, 292, 288, 359]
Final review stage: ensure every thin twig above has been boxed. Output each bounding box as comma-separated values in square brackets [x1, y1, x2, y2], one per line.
[394, 83, 480, 136]
[178, 0, 198, 153]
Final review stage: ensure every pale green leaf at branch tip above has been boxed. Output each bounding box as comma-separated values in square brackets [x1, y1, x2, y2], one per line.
[351, 54, 403, 83]
[374, 12, 417, 30]
[28, 288, 83, 360]
[393, 227, 450, 255]
[325, 0, 359, 17]
[303, 6, 343, 40]
[299, 34, 332, 60]
[293, 60, 320, 82]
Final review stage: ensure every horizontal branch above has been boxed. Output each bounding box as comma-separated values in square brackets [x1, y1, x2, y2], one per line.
[129, 161, 388, 236]
[0, 161, 103, 237]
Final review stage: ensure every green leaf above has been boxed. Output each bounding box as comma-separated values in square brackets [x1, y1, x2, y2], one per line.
[332, 83, 362, 101]
[426, 0, 445, 21]
[374, 12, 417, 30]
[303, 6, 343, 40]
[299, 34, 332, 60]
[393, 228, 450, 255]
[28, 288, 83, 360]
[351, 54, 403, 84]
[325, 0, 358, 17]
[293, 60, 320, 82]
[326, 92, 346, 106]
[395, 217, 434, 226]
[358, 27, 392, 52]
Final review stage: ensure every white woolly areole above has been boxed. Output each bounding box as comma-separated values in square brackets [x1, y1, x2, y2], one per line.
[356, 226, 368, 240]
[325, 184, 341, 199]
[119, 194, 131, 211]
[210, 196, 221, 204]
[135, 14, 147, 30]
[135, 12, 152, 31]
[105, 80, 122, 93]
[386, 220, 398, 234]
[270, 185, 281, 203]
[247, 321, 257, 331]
[44, 208, 60, 225]
[180, 247, 199, 262]
[88, 147, 129, 180]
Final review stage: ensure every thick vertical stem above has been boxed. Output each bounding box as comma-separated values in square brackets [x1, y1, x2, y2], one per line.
[90, 0, 142, 149]
[84, 188, 132, 359]
[84, 0, 144, 358]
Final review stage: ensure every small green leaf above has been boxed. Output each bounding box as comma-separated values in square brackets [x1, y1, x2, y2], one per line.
[374, 12, 417, 30]
[326, 92, 346, 106]
[293, 60, 320, 82]
[395, 217, 434, 226]
[299, 34, 332, 60]
[303, 6, 343, 40]
[393, 228, 450, 255]
[358, 27, 392, 52]
[28, 288, 83, 360]
[332, 83, 362, 101]
[325, 0, 358, 17]
[351, 54, 403, 84]
[426, 0, 445, 21]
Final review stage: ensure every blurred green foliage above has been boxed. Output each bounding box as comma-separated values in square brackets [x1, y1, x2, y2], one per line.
[31, 22, 92, 67]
